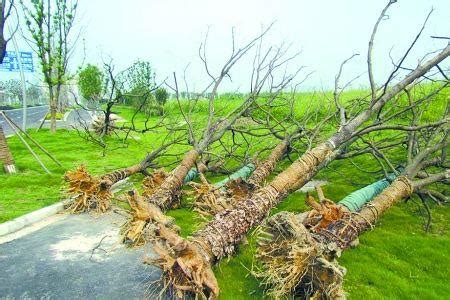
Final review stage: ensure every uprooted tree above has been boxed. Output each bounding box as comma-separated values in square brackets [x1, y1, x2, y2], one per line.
[254, 109, 449, 298]
[145, 5, 450, 296]
[123, 26, 304, 245]
[64, 133, 185, 213]
[190, 87, 333, 216]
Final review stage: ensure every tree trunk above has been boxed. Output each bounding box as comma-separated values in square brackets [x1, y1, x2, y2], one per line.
[99, 163, 143, 189]
[254, 177, 413, 299]
[148, 46, 450, 298]
[49, 87, 57, 133]
[65, 162, 147, 213]
[0, 1, 6, 64]
[315, 176, 413, 249]
[194, 143, 333, 260]
[192, 140, 289, 216]
[247, 140, 289, 187]
[0, 125, 16, 173]
[145, 149, 200, 210]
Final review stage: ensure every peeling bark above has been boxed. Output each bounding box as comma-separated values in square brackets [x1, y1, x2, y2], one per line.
[247, 141, 289, 188]
[145, 149, 200, 210]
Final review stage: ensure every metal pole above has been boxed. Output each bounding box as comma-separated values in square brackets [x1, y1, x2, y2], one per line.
[9, 25, 27, 130]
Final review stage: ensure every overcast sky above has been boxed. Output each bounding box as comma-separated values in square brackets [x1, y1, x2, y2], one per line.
[6, 0, 450, 92]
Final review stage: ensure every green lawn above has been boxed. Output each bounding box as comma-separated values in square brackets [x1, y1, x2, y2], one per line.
[1, 92, 449, 299]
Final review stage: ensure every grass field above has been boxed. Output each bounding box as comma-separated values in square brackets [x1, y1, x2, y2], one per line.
[1, 89, 449, 299]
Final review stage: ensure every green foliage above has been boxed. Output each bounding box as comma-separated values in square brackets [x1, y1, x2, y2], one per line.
[26, 84, 42, 101]
[21, 0, 77, 117]
[44, 112, 64, 120]
[78, 64, 103, 101]
[121, 60, 155, 97]
[0, 79, 22, 101]
[1, 87, 449, 298]
[119, 60, 161, 114]
[155, 87, 168, 105]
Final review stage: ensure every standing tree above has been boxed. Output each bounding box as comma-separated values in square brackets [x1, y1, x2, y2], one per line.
[0, 0, 16, 173]
[21, 0, 78, 132]
[26, 83, 42, 105]
[121, 60, 155, 107]
[77, 64, 103, 101]
[0, 79, 22, 103]
[155, 87, 168, 106]
[0, 0, 15, 63]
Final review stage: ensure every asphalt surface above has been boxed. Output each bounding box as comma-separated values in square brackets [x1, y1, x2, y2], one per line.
[0, 105, 49, 135]
[0, 212, 163, 299]
[0, 106, 94, 135]
[65, 109, 94, 129]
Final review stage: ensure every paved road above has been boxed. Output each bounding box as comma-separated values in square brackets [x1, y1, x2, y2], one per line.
[0, 106, 95, 135]
[65, 108, 95, 128]
[0, 212, 163, 299]
[0, 105, 49, 135]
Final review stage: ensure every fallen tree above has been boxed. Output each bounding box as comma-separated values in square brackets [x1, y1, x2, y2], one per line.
[64, 137, 182, 213]
[123, 27, 304, 244]
[191, 140, 290, 216]
[145, 6, 450, 296]
[254, 126, 449, 299]
[191, 163, 256, 216]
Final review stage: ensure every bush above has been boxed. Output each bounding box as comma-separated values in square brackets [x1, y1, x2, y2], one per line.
[155, 87, 168, 106]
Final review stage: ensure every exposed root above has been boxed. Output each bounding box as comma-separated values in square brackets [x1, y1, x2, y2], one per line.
[142, 169, 169, 197]
[191, 178, 253, 217]
[64, 165, 112, 213]
[121, 190, 180, 246]
[145, 225, 219, 299]
[304, 193, 349, 232]
[255, 211, 346, 299]
[92, 115, 117, 135]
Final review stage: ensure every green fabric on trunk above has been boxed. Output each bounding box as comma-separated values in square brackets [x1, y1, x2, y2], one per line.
[215, 163, 256, 188]
[338, 173, 396, 212]
[183, 168, 201, 184]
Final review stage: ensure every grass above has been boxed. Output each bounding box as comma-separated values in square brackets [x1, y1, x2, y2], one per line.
[1, 88, 449, 299]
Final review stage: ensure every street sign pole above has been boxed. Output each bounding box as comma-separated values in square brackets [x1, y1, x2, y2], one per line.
[9, 26, 27, 130]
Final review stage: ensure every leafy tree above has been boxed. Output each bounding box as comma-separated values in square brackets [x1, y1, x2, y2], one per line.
[21, 0, 77, 133]
[0, 79, 21, 102]
[0, 0, 15, 63]
[78, 64, 103, 101]
[26, 84, 42, 104]
[121, 60, 155, 106]
[155, 87, 168, 106]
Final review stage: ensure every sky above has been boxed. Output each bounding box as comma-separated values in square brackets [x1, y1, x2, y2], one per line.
[4, 0, 450, 92]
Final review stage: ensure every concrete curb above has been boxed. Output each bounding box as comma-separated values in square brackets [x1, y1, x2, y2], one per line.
[0, 199, 71, 237]
[0, 178, 131, 237]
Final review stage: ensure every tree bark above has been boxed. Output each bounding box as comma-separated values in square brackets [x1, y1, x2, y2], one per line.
[99, 163, 143, 189]
[145, 149, 200, 210]
[254, 177, 413, 299]
[0, 125, 16, 173]
[0, 0, 7, 64]
[149, 46, 450, 298]
[247, 140, 289, 187]
[49, 87, 57, 133]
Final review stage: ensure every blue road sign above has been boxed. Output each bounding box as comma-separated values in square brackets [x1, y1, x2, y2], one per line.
[0, 51, 34, 73]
